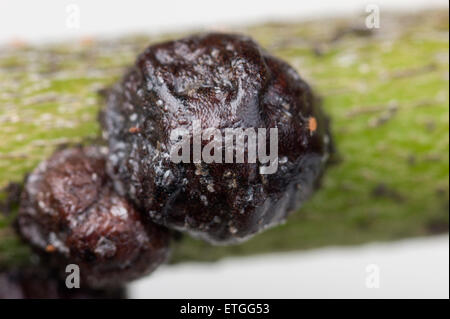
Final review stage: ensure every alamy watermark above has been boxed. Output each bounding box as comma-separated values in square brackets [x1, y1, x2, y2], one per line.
[365, 263, 380, 289]
[65, 264, 80, 289]
[169, 120, 279, 174]
[365, 4, 380, 29]
[66, 3, 80, 29]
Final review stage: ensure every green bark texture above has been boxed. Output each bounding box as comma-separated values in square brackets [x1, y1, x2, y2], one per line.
[0, 9, 448, 268]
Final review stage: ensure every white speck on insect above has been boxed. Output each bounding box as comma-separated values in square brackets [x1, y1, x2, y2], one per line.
[129, 113, 137, 121]
[200, 195, 208, 206]
[111, 205, 128, 219]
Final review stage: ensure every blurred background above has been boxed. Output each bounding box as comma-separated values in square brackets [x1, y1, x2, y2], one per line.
[0, 0, 448, 298]
[0, 0, 448, 43]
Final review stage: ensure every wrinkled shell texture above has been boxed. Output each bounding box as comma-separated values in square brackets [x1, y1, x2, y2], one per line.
[102, 33, 331, 244]
[17, 147, 170, 288]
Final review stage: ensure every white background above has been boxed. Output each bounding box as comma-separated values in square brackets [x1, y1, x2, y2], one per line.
[130, 236, 449, 299]
[0, 0, 448, 44]
[1, 0, 449, 298]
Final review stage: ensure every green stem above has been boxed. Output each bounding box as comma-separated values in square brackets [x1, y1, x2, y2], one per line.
[0, 9, 448, 267]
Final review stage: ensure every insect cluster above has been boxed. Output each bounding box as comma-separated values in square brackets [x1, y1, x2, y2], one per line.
[15, 33, 332, 292]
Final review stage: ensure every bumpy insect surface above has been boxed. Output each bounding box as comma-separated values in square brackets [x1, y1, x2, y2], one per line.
[102, 33, 332, 244]
[17, 147, 170, 288]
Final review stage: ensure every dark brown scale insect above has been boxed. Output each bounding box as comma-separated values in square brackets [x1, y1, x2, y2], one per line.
[0, 267, 126, 299]
[101, 33, 333, 244]
[17, 147, 170, 288]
